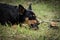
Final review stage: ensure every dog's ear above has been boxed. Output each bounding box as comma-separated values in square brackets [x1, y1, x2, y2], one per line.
[28, 3, 32, 10]
[19, 5, 26, 15]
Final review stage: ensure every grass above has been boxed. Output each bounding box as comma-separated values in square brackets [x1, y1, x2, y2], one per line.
[0, 2, 60, 40]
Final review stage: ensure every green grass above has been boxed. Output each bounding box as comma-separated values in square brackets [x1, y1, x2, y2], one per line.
[0, 2, 60, 40]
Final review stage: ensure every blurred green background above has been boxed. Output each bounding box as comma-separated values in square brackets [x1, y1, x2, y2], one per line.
[0, 0, 60, 40]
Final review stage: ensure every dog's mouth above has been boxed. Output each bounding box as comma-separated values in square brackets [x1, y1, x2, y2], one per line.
[29, 23, 40, 30]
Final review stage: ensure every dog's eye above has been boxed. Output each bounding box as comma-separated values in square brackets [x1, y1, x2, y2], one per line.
[33, 15, 35, 16]
[30, 15, 35, 17]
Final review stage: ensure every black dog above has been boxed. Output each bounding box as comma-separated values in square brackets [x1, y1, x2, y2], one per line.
[0, 3, 39, 30]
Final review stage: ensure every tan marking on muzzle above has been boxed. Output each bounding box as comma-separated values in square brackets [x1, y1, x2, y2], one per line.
[24, 17, 37, 25]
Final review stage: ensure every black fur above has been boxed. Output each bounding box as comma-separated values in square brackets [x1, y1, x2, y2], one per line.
[0, 3, 39, 29]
